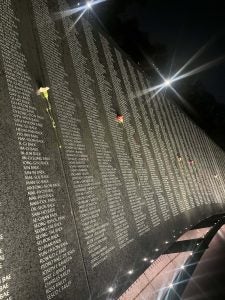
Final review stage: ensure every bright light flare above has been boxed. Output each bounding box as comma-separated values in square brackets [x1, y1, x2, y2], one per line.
[57, 0, 107, 35]
[164, 79, 171, 86]
[172, 55, 225, 83]
[86, 1, 92, 8]
[171, 37, 216, 81]
[135, 37, 225, 106]
[58, 0, 107, 19]
[135, 52, 225, 116]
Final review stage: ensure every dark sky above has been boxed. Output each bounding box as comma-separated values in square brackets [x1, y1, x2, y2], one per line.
[93, 0, 225, 103]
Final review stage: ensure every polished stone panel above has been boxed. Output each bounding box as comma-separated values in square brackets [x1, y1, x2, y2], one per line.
[0, 0, 225, 299]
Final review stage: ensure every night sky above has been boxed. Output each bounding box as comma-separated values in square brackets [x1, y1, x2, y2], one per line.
[94, 0, 225, 103]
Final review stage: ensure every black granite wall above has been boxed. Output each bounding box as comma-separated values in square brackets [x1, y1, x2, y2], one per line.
[0, 0, 225, 299]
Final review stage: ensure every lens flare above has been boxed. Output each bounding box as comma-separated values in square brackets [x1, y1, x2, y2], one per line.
[57, 0, 107, 20]
[164, 79, 171, 86]
[86, 1, 92, 8]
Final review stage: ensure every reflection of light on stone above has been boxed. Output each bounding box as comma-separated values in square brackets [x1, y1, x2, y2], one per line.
[165, 241, 169, 244]
[155, 248, 159, 252]
[108, 287, 114, 293]
[143, 257, 148, 261]
[128, 270, 134, 275]
[150, 259, 154, 263]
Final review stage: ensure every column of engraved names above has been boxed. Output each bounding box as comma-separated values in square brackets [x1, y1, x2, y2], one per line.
[0, 230, 11, 299]
[220, 147, 225, 182]
[215, 144, 225, 198]
[86, 20, 149, 237]
[127, 62, 180, 217]
[116, 50, 171, 221]
[137, 71, 190, 212]
[32, 0, 114, 269]
[214, 144, 225, 181]
[195, 125, 220, 203]
[0, 113, 12, 300]
[148, 82, 191, 211]
[178, 105, 210, 206]
[186, 119, 218, 204]
[150, 95, 187, 212]
[100, 34, 160, 228]
[153, 93, 192, 211]
[61, 8, 131, 247]
[186, 109, 216, 204]
[100, 34, 160, 229]
[119, 50, 170, 222]
[214, 145, 225, 202]
[179, 104, 214, 204]
[0, 115, 12, 300]
[192, 123, 224, 202]
[82, 18, 133, 248]
[179, 106, 210, 205]
[162, 99, 201, 208]
[156, 95, 195, 209]
[0, 2, 75, 299]
[53, 100, 112, 267]
[113, 47, 158, 231]
[171, 102, 205, 207]
[156, 95, 195, 210]
[200, 129, 225, 200]
[212, 143, 225, 198]
[172, 101, 208, 206]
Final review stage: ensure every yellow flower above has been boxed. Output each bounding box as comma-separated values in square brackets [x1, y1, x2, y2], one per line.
[37, 87, 50, 100]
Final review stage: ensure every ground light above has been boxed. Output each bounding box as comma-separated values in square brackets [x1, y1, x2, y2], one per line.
[143, 257, 148, 261]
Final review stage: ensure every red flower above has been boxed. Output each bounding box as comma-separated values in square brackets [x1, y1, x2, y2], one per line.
[116, 115, 124, 124]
